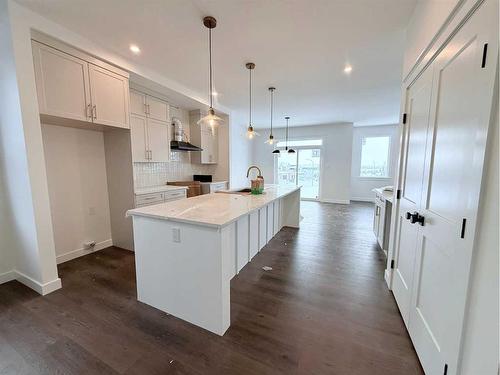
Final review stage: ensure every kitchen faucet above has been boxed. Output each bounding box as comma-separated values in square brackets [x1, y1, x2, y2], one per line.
[246, 165, 263, 179]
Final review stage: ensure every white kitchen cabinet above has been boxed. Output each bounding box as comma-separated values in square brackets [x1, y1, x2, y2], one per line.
[130, 90, 168, 122]
[147, 118, 170, 162]
[130, 114, 170, 163]
[189, 110, 218, 164]
[134, 189, 187, 208]
[258, 207, 267, 250]
[32, 40, 130, 129]
[130, 114, 149, 162]
[32, 41, 91, 122]
[267, 202, 274, 241]
[273, 199, 281, 235]
[129, 89, 170, 163]
[372, 189, 392, 255]
[249, 211, 259, 259]
[88, 64, 129, 129]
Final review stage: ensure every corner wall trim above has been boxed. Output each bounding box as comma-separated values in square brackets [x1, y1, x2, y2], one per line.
[0, 270, 17, 284]
[56, 239, 113, 264]
[3, 270, 62, 295]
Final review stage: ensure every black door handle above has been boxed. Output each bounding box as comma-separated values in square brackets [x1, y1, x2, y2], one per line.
[410, 212, 425, 226]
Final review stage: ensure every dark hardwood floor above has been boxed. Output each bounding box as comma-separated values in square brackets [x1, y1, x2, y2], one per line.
[0, 201, 423, 374]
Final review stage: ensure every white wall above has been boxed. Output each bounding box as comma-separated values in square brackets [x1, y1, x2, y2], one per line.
[0, 0, 60, 293]
[252, 123, 353, 203]
[229, 113, 252, 189]
[350, 125, 399, 201]
[403, 0, 460, 77]
[41, 124, 112, 263]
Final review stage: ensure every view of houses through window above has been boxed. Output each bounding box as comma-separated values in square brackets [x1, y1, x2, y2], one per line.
[275, 140, 322, 200]
[359, 136, 390, 177]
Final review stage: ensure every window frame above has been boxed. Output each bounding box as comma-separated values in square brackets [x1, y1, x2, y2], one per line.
[358, 135, 392, 179]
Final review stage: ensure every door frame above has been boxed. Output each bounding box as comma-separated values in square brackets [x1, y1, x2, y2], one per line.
[273, 142, 324, 201]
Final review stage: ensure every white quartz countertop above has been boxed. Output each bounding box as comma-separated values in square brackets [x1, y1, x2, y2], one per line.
[127, 185, 301, 228]
[135, 185, 188, 196]
[372, 187, 394, 203]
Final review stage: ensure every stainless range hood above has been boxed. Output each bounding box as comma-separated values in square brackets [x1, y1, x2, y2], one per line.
[170, 141, 203, 152]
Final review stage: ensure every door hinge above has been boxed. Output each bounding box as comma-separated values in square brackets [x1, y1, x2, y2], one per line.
[396, 189, 401, 200]
[460, 218, 467, 239]
[390, 259, 395, 269]
[481, 43, 488, 68]
[443, 363, 448, 375]
[402, 113, 407, 124]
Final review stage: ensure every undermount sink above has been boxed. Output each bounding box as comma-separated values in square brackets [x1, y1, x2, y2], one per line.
[217, 187, 264, 196]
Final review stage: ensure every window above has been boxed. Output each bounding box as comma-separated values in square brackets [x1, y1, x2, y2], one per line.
[359, 136, 390, 177]
[275, 139, 323, 148]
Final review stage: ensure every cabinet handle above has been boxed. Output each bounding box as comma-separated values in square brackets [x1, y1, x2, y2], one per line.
[87, 104, 92, 119]
[147, 104, 151, 115]
[145, 150, 149, 160]
[149, 150, 153, 160]
[92, 105, 97, 120]
[144, 103, 148, 115]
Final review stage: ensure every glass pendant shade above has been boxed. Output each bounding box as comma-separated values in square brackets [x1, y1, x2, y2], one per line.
[265, 134, 275, 144]
[246, 125, 260, 139]
[197, 108, 224, 132]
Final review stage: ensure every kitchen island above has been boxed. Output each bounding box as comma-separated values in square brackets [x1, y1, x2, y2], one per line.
[126, 185, 301, 335]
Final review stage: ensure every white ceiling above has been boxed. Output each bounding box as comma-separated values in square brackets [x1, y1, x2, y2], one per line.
[16, 0, 416, 128]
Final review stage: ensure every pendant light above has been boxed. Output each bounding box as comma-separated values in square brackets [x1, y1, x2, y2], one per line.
[285, 116, 296, 153]
[266, 87, 276, 145]
[197, 16, 224, 131]
[245, 62, 260, 139]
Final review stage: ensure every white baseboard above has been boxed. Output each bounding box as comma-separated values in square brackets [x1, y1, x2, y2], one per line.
[384, 269, 392, 290]
[15, 270, 62, 295]
[351, 197, 375, 203]
[320, 198, 351, 205]
[0, 270, 16, 284]
[56, 239, 113, 264]
[0, 269, 61, 295]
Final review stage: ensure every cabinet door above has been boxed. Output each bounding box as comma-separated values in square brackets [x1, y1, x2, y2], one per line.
[146, 96, 169, 122]
[130, 90, 146, 116]
[147, 118, 170, 162]
[267, 203, 274, 241]
[89, 64, 130, 129]
[377, 203, 386, 249]
[32, 41, 91, 122]
[130, 114, 148, 162]
[258, 207, 267, 250]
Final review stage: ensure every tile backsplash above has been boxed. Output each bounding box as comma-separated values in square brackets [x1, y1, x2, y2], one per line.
[133, 151, 216, 189]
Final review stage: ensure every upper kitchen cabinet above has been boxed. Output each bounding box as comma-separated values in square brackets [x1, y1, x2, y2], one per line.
[32, 39, 130, 129]
[189, 110, 218, 164]
[88, 64, 129, 129]
[130, 89, 170, 163]
[130, 90, 169, 122]
[32, 41, 91, 123]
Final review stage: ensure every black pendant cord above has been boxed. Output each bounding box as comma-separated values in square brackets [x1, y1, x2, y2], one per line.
[270, 89, 273, 135]
[208, 27, 213, 109]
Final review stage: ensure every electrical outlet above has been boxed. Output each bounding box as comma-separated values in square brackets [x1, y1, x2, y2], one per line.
[172, 228, 181, 243]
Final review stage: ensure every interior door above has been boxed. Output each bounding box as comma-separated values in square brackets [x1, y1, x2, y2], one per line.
[147, 118, 170, 162]
[130, 114, 148, 162]
[408, 3, 497, 374]
[392, 67, 434, 326]
[32, 41, 91, 122]
[89, 63, 129, 129]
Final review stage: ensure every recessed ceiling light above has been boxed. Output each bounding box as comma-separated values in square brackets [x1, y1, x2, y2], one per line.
[129, 44, 141, 54]
[344, 65, 353, 74]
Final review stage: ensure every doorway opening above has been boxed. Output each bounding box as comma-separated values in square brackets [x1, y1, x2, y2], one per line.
[274, 139, 322, 200]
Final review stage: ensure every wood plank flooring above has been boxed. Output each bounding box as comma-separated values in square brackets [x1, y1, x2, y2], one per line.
[0, 201, 423, 374]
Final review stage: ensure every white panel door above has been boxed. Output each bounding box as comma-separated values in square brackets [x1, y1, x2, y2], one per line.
[147, 96, 169, 122]
[32, 41, 91, 122]
[392, 67, 433, 326]
[147, 118, 170, 162]
[267, 203, 274, 242]
[249, 212, 259, 259]
[236, 216, 249, 273]
[89, 64, 129, 129]
[273, 199, 280, 235]
[408, 3, 498, 374]
[130, 90, 146, 116]
[130, 114, 148, 162]
[258, 207, 267, 250]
